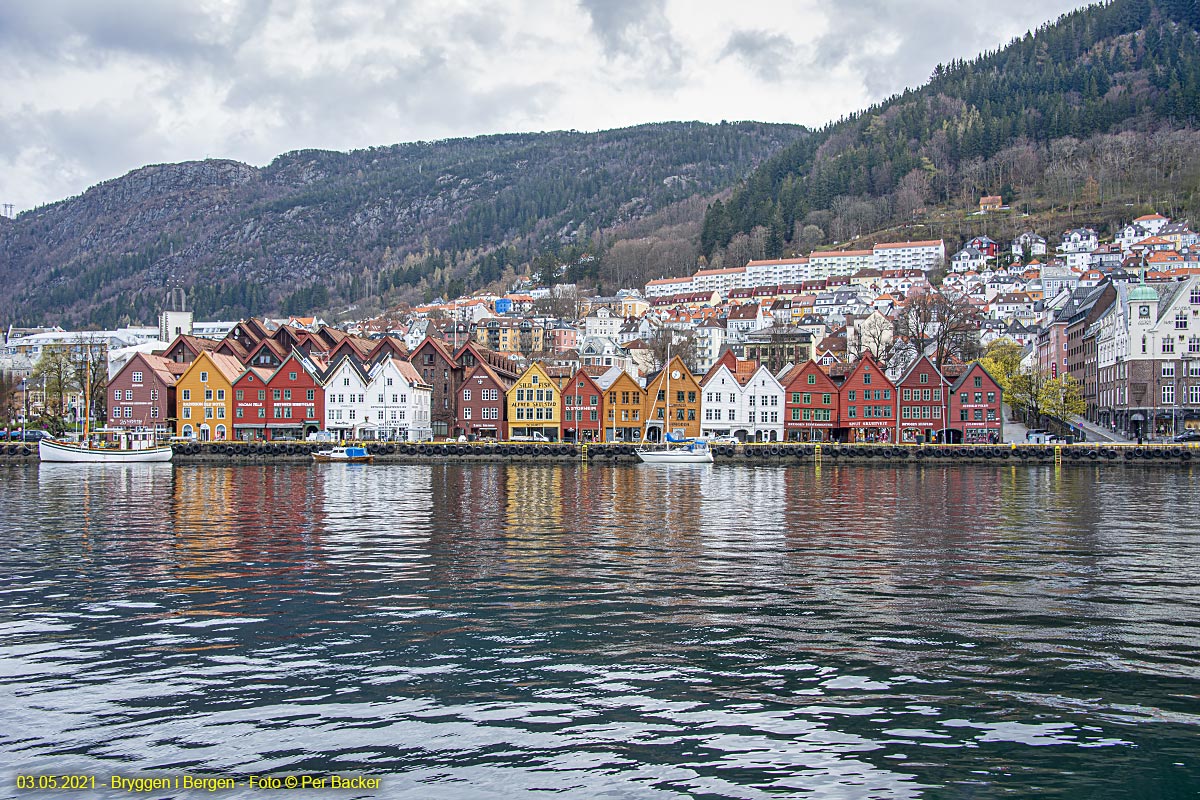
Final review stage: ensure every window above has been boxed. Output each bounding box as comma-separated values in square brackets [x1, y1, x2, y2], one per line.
[903, 388, 911, 401]
[974, 392, 983, 403]
[150, 407, 159, 419]
[200, 371, 208, 383]
[974, 376, 983, 388]
[807, 374, 816, 385]
[205, 407, 213, 419]
[1163, 338, 1175, 354]
[123, 389, 132, 401]
[464, 407, 472, 419]
[1191, 385, 1200, 404]
[183, 408, 191, 419]
[822, 393, 831, 405]
[344, 377, 351, 386]
[289, 372, 297, 381]
[847, 406, 857, 418]
[283, 389, 291, 400]
[848, 390, 856, 401]
[987, 392, 996, 403]
[150, 389, 158, 401]
[463, 389, 472, 402]
[204, 389, 213, 401]
[1163, 363, 1176, 378]
[974, 409, 983, 421]
[273, 389, 282, 400]
[863, 371, 872, 385]
[132, 371, 143, 383]
[258, 390, 266, 400]
[919, 373, 929, 384]
[1178, 312, 1189, 330]
[307, 389, 315, 401]
[236, 389, 244, 401]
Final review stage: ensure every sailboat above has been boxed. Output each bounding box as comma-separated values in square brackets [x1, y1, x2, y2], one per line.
[636, 349, 713, 465]
[39, 356, 173, 464]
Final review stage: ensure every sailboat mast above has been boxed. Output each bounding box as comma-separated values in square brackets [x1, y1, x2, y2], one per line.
[665, 342, 671, 441]
[83, 353, 91, 448]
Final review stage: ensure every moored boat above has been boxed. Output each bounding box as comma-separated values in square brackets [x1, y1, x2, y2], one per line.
[39, 436, 174, 463]
[312, 445, 374, 464]
[636, 437, 713, 464]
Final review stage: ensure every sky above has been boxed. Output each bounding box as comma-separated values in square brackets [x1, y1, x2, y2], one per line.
[0, 0, 1090, 213]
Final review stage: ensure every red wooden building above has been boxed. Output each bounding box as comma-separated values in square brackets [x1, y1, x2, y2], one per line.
[458, 361, 513, 440]
[411, 336, 460, 439]
[837, 352, 896, 442]
[949, 363, 1004, 443]
[895, 355, 950, 443]
[782, 360, 840, 442]
[232, 352, 325, 440]
[558, 368, 605, 443]
[107, 352, 184, 436]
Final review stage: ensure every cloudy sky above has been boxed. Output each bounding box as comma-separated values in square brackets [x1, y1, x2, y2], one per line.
[1, 0, 1088, 212]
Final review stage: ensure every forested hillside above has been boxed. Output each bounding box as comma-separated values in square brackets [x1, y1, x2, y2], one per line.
[0, 123, 803, 326]
[702, 0, 1200, 264]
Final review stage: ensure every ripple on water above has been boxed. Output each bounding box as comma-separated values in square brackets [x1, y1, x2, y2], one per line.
[0, 463, 1198, 798]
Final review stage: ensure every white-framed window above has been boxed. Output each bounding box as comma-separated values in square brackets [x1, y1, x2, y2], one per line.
[1163, 384, 1175, 404]
[1163, 363, 1176, 378]
[463, 389, 472, 401]
[464, 407, 472, 419]
[132, 371, 143, 383]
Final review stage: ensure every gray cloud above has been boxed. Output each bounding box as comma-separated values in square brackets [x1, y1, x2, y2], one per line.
[578, 0, 683, 83]
[719, 30, 799, 83]
[0, 0, 1095, 212]
[808, 0, 1085, 98]
[0, 1, 260, 67]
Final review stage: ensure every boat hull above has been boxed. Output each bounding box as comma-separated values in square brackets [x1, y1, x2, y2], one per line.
[311, 454, 374, 463]
[635, 449, 714, 464]
[39, 439, 173, 463]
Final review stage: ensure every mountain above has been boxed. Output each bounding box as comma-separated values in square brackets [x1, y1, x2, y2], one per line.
[0, 122, 805, 327]
[702, 0, 1200, 263]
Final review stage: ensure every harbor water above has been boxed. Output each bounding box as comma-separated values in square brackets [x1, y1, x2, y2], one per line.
[1, 462, 1198, 798]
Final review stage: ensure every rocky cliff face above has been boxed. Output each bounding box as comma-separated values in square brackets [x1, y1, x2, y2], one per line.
[0, 122, 804, 326]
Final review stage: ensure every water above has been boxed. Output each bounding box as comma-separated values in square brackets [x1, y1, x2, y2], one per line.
[1, 462, 1198, 799]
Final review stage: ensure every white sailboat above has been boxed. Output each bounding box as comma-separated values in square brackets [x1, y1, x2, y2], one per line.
[39, 357, 173, 464]
[636, 349, 713, 465]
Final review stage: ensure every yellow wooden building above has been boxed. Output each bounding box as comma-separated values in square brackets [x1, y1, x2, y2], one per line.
[175, 351, 244, 441]
[506, 362, 561, 440]
[601, 370, 645, 443]
[643, 355, 702, 441]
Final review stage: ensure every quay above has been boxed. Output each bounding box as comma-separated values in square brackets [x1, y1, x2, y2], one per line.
[1, 440, 1197, 464]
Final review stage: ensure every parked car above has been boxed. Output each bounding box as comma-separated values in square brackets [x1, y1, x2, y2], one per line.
[307, 431, 336, 443]
[1172, 430, 1200, 443]
[510, 432, 550, 442]
[17, 429, 52, 442]
[709, 435, 741, 445]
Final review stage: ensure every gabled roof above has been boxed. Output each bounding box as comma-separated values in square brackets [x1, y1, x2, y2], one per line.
[949, 361, 1001, 393]
[896, 354, 950, 387]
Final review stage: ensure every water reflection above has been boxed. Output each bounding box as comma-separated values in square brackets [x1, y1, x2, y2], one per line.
[1, 463, 1198, 798]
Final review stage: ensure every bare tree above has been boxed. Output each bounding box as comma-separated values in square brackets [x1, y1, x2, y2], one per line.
[648, 328, 701, 375]
[893, 287, 981, 369]
[68, 337, 109, 424]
